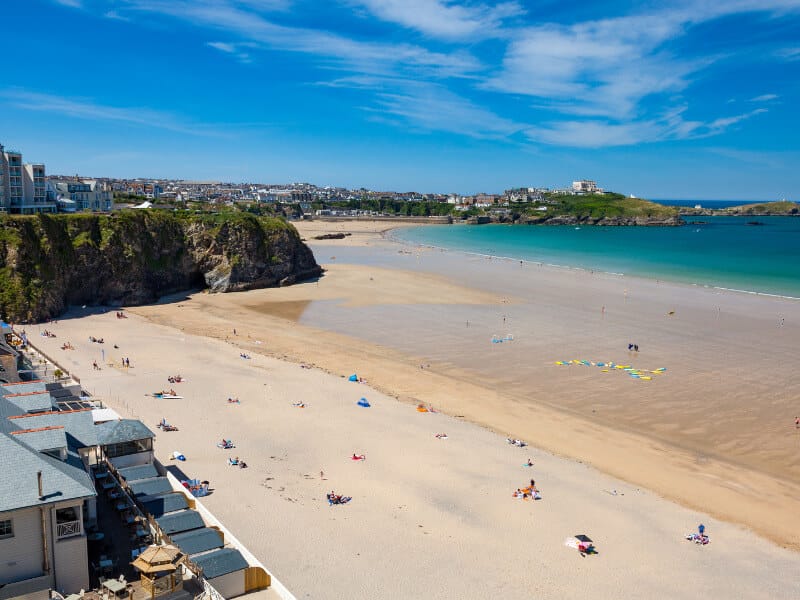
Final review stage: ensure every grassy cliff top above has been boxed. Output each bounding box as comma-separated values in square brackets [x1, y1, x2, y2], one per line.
[537, 193, 680, 219]
[727, 200, 799, 214]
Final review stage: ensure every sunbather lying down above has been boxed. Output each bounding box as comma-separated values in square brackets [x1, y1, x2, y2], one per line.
[435, 433, 448, 439]
[217, 439, 235, 449]
[292, 401, 306, 408]
[351, 454, 366, 461]
[326, 492, 352, 505]
[227, 398, 240, 404]
[686, 533, 710, 545]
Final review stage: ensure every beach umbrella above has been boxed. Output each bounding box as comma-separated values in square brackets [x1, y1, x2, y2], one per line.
[131, 544, 184, 574]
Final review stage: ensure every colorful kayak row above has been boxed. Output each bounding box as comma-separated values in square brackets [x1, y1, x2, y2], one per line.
[554, 360, 667, 381]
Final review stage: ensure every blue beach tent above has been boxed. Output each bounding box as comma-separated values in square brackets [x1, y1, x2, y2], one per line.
[357, 397, 371, 408]
[349, 374, 358, 382]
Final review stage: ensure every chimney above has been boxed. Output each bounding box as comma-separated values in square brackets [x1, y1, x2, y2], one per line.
[37, 471, 43, 499]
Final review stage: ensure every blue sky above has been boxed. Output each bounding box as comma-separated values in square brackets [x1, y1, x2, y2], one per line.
[1, 0, 799, 199]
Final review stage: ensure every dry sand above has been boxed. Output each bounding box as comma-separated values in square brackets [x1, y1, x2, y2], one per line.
[29, 218, 800, 598]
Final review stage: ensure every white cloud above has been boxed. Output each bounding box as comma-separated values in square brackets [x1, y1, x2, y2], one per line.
[0, 89, 225, 136]
[207, 42, 237, 54]
[750, 94, 779, 102]
[348, 0, 523, 39]
[119, 0, 480, 78]
[776, 47, 800, 60]
[207, 41, 254, 63]
[524, 108, 769, 148]
[371, 84, 521, 139]
[104, 10, 131, 21]
[53, 0, 83, 7]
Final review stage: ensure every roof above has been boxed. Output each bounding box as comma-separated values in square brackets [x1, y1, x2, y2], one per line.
[0, 433, 95, 513]
[96, 419, 155, 445]
[5, 409, 97, 449]
[117, 463, 159, 482]
[191, 548, 248, 579]
[92, 407, 122, 423]
[129, 477, 173, 497]
[156, 510, 205, 535]
[11, 426, 67, 452]
[0, 381, 46, 395]
[139, 492, 189, 517]
[3, 391, 56, 413]
[170, 528, 223, 555]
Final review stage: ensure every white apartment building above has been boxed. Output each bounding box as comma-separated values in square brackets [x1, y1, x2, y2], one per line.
[572, 180, 600, 194]
[47, 180, 112, 212]
[0, 144, 55, 214]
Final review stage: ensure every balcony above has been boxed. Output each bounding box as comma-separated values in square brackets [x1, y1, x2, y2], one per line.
[57, 519, 82, 539]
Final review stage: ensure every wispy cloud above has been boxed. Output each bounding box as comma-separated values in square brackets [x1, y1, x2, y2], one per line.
[524, 107, 769, 148]
[0, 89, 226, 136]
[750, 94, 779, 102]
[347, 0, 523, 40]
[119, 0, 480, 78]
[53, 0, 83, 7]
[104, 10, 131, 22]
[206, 41, 253, 64]
[776, 47, 800, 60]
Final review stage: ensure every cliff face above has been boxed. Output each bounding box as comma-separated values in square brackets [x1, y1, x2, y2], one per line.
[0, 212, 322, 322]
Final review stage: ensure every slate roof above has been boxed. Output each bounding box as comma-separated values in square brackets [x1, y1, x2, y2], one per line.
[96, 419, 155, 445]
[129, 477, 173, 497]
[0, 381, 46, 395]
[11, 426, 67, 452]
[0, 433, 96, 513]
[155, 510, 205, 535]
[171, 527, 224, 556]
[117, 463, 159, 483]
[5, 409, 97, 449]
[3, 391, 56, 413]
[191, 548, 248, 579]
[139, 492, 189, 517]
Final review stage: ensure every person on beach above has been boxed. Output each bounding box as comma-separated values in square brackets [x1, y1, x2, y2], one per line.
[526, 459, 533, 467]
[795, 416, 799, 429]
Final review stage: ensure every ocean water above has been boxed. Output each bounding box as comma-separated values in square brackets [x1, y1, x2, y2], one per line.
[393, 216, 800, 298]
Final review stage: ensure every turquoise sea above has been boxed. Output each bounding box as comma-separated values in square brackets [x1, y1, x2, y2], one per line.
[393, 216, 800, 298]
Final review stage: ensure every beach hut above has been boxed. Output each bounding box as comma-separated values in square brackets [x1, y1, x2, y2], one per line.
[131, 544, 185, 599]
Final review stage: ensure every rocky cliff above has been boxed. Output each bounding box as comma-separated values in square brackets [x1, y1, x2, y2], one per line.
[0, 211, 322, 322]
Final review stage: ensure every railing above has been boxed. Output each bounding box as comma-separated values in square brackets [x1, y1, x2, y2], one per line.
[56, 520, 81, 539]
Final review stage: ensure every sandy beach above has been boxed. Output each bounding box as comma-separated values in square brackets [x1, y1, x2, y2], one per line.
[29, 218, 800, 598]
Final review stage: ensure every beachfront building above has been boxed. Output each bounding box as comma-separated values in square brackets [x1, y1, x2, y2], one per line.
[0, 144, 55, 214]
[0, 363, 161, 600]
[0, 389, 98, 600]
[47, 180, 112, 212]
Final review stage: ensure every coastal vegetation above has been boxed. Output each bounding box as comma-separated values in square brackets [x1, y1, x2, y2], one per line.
[680, 200, 800, 217]
[0, 211, 321, 323]
[310, 191, 682, 225]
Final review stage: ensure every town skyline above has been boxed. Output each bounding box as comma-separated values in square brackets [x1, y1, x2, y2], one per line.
[2, 1, 799, 200]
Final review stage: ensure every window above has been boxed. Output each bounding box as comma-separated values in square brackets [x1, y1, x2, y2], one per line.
[0, 519, 13, 539]
[104, 438, 152, 458]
